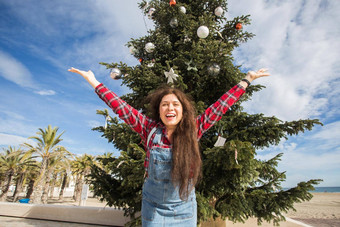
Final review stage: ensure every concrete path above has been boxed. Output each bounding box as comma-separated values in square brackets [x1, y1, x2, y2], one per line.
[0, 216, 112, 227]
[0, 215, 311, 227]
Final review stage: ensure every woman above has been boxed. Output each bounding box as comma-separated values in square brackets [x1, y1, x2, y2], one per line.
[68, 67, 270, 226]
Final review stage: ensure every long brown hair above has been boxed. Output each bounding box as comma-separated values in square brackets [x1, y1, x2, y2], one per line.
[146, 85, 201, 200]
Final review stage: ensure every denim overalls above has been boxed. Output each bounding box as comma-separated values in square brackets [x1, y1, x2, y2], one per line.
[142, 128, 197, 226]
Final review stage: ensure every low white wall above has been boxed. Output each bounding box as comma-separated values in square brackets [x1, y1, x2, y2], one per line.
[0, 202, 130, 226]
[0, 202, 307, 227]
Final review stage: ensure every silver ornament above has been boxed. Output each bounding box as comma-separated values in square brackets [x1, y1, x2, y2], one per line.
[197, 26, 209, 38]
[145, 42, 155, 53]
[110, 68, 122, 80]
[179, 6, 186, 14]
[170, 18, 178, 28]
[208, 63, 220, 76]
[214, 6, 223, 17]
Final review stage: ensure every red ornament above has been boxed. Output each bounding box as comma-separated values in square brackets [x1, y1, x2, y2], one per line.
[169, 0, 176, 6]
[235, 23, 242, 30]
[139, 58, 143, 63]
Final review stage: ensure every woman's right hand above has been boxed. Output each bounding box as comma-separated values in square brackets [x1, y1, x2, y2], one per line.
[68, 67, 101, 89]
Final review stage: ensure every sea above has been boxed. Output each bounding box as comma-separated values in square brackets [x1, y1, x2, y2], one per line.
[284, 187, 340, 193]
[310, 187, 340, 193]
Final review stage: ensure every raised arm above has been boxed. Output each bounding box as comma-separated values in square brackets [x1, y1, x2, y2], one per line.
[197, 68, 271, 139]
[68, 67, 156, 142]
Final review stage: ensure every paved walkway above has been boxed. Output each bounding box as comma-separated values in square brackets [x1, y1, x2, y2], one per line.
[0, 215, 311, 227]
[0, 216, 112, 227]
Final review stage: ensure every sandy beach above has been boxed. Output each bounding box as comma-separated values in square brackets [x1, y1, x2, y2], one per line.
[285, 192, 340, 227]
[48, 192, 340, 226]
[1, 192, 339, 226]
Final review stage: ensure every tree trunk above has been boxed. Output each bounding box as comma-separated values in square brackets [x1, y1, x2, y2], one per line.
[49, 173, 57, 198]
[12, 178, 19, 198]
[41, 168, 53, 204]
[48, 184, 54, 199]
[13, 173, 25, 202]
[73, 174, 79, 201]
[30, 157, 48, 204]
[0, 171, 13, 202]
[25, 178, 35, 199]
[75, 177, 83, 203]
[59, 172, 68, 200]
[0, 176, 3, 189]
[73, 174, 83, 202]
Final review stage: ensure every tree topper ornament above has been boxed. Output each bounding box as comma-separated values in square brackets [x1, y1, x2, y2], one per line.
[164, 68, 179, 84]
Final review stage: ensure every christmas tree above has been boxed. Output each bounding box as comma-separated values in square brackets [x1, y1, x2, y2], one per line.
[89, 0, 322, 226]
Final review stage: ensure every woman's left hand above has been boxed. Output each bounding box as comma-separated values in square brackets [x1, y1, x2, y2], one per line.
[245, 68, 271, 83]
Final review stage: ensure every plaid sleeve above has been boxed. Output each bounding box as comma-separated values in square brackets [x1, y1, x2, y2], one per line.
[95, 83, 154, 142]
[196, 84, 246, 139]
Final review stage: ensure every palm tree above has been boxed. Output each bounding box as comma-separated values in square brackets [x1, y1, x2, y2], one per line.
[25, 165, 40, 199]
[0, 146, 35, 202]
[41, 147, 73, 203]
[71, 154, 95, 203]
[58, 162, 72, 200]
[25, 125, 66, 204]
[0, 163, 5, 190]
[12, 159, 39, 202]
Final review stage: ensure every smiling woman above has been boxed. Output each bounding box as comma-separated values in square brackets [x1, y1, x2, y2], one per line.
[159, 94, 183, 133]
[68, 67, 270, 226]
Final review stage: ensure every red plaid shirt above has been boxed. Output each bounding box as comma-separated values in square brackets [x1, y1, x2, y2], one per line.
[95, 84, 245, 171]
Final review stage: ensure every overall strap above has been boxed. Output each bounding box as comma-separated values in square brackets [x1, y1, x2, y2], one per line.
[147, 127, 157, 148]
[144, 126, 157, 179]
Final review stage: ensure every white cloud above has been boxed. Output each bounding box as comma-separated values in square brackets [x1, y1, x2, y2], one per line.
[0, 133, 30, 147]
[0, 50, 35, 88]
[308, 121, 340, 150]
[256, 120, 340, 187]
[0, 117, 37, 138]
[0, 109, 26, 121]
[228, 0, 340, 121]
[279, 148, 340, 171]
[34, 89, 56, 96]
[65, 1, 152, 71]
[257, 139, 340, 187]
[3, 0, 151, 82]
[87, 120, 102, 128]
[279, 149, 340, 187]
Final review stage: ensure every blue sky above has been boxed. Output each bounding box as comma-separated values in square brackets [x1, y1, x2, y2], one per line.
[0, 0, 339, 187]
